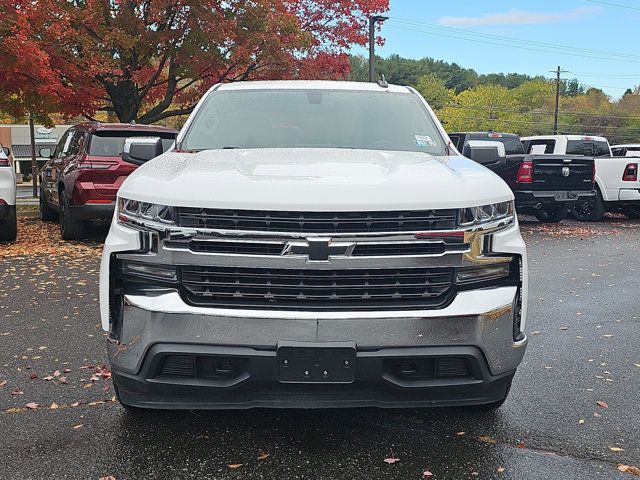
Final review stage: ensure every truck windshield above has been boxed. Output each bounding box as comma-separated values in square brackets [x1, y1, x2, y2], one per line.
[566, 140, 610, 157]
[89, 132, 175, 157]
[181, 89, 447, 155]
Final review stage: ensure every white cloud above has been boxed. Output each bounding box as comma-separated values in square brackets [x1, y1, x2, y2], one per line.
[438, 7, 600, 27]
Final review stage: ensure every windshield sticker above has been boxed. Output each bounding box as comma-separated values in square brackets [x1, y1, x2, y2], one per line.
[415, 135, 437, 147]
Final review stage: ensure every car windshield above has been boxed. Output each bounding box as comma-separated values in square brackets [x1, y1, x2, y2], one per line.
[89, 132, 175, 157]
[181, 89, 447, 155]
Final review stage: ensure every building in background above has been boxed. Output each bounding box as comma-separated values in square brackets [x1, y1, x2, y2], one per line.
[0, 125, 71, 181]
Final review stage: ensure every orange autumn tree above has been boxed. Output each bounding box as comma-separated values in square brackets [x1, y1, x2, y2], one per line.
[0, 0, 388, 124]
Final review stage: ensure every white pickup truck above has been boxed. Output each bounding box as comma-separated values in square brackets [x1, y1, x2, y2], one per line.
[99, 80, 528, 411]
[0, 145, 17, 242]
[521, 135, 640, 220]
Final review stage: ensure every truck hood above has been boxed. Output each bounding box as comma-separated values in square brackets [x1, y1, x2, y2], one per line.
[119, 148, 513, 210]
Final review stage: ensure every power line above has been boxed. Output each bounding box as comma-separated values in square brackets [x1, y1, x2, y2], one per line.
[390, 18, 640, 61]
[435, 104, 640, 121]
[386, 24, 640, 66]
[582, 0, 640, 11]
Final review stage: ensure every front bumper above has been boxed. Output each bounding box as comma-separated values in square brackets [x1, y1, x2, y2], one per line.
[515, 190, 596, 212]
[109, 286, 526, 409]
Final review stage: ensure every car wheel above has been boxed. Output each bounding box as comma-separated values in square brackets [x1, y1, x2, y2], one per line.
[39, 188, 57, 221]
[534, 205, 567, 223]
[571, 190, 606, 222]
[59, 191, 84, 240]
[0, 206, 17, 242]
[622, 204, 640, 220]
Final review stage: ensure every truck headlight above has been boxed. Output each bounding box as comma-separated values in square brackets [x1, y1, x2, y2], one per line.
[458, 201, 515, 228]
[117, 198, 176, 228]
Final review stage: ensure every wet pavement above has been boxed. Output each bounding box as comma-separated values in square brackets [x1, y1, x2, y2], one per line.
[1, 215, 639, 480]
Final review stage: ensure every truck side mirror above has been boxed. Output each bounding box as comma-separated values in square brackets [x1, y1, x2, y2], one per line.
[1, 146, 10, 157]
[122, 137, 164, 165]
[463, 140, 506, 166]
[39, 147, 52, 158]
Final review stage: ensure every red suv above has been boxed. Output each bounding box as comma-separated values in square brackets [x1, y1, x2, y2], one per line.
[39, 123, 177, 239]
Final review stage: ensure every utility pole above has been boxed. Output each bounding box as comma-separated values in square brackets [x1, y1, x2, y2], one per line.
[550, 66, 569, 135]
[368, 15, 389, 82]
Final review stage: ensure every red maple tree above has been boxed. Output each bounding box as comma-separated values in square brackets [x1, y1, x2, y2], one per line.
[0, 0, 388, 124]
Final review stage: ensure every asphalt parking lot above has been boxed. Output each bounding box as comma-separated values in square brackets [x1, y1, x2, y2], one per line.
[1, 214, 639, 480]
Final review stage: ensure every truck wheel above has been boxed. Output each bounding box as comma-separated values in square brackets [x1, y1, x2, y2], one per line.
[534, 206, 567, 223]
[59, 192, 84, 240]
[0, 206, 17, 242]
[572, 190, 606, 222]
[622, 205, 640, 220]
[39, 188, 57, 221]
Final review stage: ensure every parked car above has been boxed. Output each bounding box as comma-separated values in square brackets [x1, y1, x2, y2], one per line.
[521, 135, 640, 221]
[100, 81, 528, 411]
[39, 123, 177, 240]
[0, 145, 17, 241]
[449, 132, 596, 223]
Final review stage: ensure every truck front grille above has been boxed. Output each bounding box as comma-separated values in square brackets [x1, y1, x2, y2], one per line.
[176, 208, 458, 233]
[180, 266, 455, 310]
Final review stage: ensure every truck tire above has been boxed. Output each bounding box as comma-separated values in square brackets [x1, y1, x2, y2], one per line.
[534, 205, 567, 223]
[571, 190, 606, 222]
[39, 187, 57, 221]
[622, 204, 640, 220]
[0, 206, 17, 242]
[59, 192, 84, 240]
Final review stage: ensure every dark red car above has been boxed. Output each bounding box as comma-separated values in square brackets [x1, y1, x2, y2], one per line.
[39, 123, 177, 239]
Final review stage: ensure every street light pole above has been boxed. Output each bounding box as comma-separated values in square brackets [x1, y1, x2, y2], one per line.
[368, 15, 389, 82]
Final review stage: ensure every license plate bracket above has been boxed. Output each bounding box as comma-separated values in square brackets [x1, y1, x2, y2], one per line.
[277, 341, 356, 384]
[554, 191, 578, 201]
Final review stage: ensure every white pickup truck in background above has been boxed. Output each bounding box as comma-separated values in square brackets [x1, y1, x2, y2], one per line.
[521, 135, 640, 220]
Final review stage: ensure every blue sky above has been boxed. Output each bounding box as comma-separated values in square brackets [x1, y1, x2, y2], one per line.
[353, 0, 640, 98]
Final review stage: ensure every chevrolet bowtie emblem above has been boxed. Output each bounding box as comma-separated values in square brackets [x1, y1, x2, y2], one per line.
[283, 238, 354, 262]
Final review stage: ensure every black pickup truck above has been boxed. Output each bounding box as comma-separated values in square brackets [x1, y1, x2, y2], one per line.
[448, 132, 596, 222]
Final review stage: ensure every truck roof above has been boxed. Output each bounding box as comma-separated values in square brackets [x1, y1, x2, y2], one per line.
[73, 122, 177, 133]
[521, 134, 609, 142]
[611, 144, 640, 148]
[216, 80, 413, 94]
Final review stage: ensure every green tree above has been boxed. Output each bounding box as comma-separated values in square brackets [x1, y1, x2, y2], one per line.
[414, 75, 453, 109]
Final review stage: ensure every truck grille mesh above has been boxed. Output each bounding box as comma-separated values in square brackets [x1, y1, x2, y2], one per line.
[176, 208, 458, 233]
[180, 266, 454, 310]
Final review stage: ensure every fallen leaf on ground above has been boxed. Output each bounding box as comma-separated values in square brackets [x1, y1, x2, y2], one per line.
[610, 447, 625, 452]
[497, 467, 505, 473]
[597, 401, 609, 409]
[384, 457, 400, 464]
[99, 476, 117, 480]
[517, 441, 526, 449]
[0, 380, 7, 387]
[579, 419, 585, 425]
[227, 464, 243, 469]
[50, 402, 59, 409]
[257, 453, 270, 460]
[10, 388, 23, 396]
[72, 424, 84, 429]
[478, 435, 497, 444]
[70, 402, 80, 407]
[53, 370, 61, 377]
[25, 402, 38, 409]
[29, 373, 38, 380]
[423, 471, 433, 477]
[618, 465, 640, 475]
[43, 376, 54, 381]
